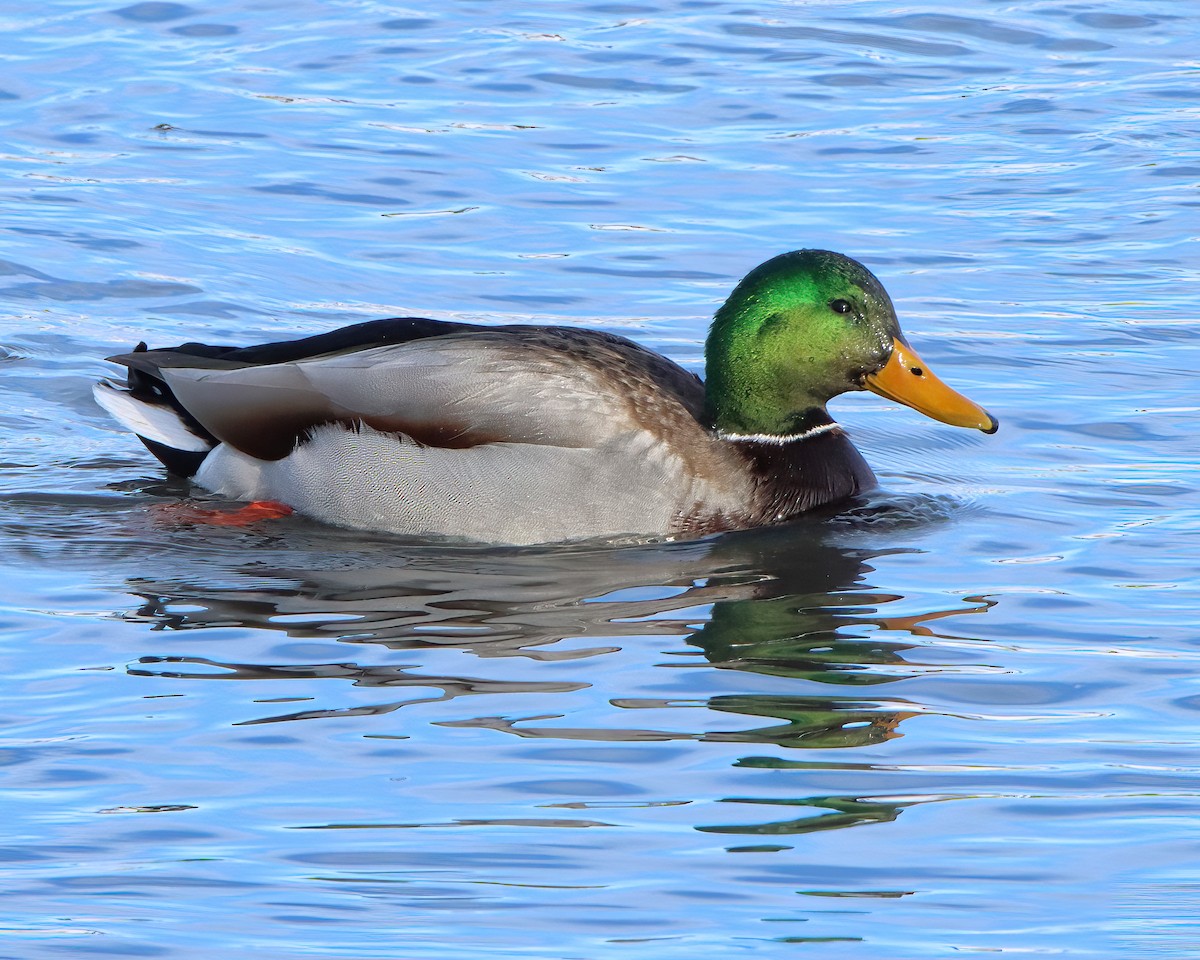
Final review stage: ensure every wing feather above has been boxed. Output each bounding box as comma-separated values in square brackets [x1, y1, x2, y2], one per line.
[158, 331, 706, 460]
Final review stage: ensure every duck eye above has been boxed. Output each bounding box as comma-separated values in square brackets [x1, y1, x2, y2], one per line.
[829, 299, 853, 315]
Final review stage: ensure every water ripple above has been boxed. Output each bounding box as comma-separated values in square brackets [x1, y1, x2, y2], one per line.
[2, 1, 1199, 957]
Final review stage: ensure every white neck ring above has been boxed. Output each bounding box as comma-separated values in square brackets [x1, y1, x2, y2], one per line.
[716, 422, 840, 445]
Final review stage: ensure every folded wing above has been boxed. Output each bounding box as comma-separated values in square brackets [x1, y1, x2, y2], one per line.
[111, 326, 707, 462]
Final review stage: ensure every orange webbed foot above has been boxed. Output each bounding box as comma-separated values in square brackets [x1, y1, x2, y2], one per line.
[152, 500, 294, 527]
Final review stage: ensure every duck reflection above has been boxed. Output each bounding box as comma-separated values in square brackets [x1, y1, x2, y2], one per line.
[118, 521, 991, 747]
[115, 519, 994, 837]
[697, 794, 910, 837]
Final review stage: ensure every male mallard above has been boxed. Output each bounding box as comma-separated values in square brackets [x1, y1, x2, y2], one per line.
[94, 250, 997, 543]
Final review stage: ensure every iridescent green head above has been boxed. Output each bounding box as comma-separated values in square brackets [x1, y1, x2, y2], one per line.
[704, 250, 997, 437]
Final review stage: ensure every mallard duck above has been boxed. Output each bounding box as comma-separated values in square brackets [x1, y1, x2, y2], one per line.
[94, 250, 997, 544]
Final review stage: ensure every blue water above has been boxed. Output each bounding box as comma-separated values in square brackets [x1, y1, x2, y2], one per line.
[2, 1, 1199, 957]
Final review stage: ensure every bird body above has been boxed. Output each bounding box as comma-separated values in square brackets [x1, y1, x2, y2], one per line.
[95, 251, 996, 544]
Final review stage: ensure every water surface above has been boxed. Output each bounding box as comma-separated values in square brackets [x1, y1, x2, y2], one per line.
[2, 1, 1199, 957]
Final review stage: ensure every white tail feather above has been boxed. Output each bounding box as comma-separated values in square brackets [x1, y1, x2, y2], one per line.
[93, 380, 212, 452]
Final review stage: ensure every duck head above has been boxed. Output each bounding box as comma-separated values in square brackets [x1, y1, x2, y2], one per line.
[704, 249, 998, 437]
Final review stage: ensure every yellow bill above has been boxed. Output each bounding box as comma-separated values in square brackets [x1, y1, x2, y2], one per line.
[865, 338, 998, 434]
